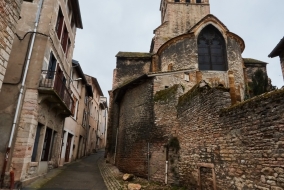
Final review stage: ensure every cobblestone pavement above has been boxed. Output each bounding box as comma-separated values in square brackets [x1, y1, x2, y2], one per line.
[97, 158, 123, 190]
[22, 151, 111, 190]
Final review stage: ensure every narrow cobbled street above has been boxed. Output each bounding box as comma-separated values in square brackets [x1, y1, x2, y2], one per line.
[23, 151, 108, 190]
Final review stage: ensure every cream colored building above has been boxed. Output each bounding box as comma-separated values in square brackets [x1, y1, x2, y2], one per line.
[85, 75, 108, 153]
[0, 0, 82, 188]
[98, 97, 108, 149]
[59, 60, 93, 166]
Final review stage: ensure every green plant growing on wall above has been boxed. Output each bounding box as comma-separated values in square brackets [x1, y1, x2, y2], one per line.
[154, 84, 179, 102]
[168, 137, 180, 153]
[170, 157, 175, 164]
[249, 69, 268, 96]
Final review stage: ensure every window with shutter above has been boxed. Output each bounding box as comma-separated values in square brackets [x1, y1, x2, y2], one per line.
[61, 25, 69, 53]
[55, 8, 64, 39]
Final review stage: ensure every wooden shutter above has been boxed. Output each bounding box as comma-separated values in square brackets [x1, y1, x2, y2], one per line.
[56, 8, 64, 39]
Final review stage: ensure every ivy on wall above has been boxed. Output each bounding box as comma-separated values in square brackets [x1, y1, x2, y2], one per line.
[249, 69, 269, 97]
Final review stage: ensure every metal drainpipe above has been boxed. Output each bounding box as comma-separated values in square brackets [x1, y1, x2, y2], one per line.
[165, 146, 169, 185]
[1, 0, 44, 187]
[0, 0, 44, 187]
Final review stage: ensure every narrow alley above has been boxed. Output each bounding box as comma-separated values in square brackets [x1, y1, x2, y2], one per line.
[23, 151, 108, 190]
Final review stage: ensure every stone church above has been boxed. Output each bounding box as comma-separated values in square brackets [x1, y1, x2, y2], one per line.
[106, 0, 284, 189]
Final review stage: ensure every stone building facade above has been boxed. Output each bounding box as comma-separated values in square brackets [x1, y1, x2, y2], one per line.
[243, 58, 273, 98]
[85, 75, 107, 153]
[98, 96, 108, 149]
[59, 60, 93, 166]
[106, 0, 283, 189]
[0, 0, 22, 91]
[243, 58, 268, 82]
[0, 0, 83, 187]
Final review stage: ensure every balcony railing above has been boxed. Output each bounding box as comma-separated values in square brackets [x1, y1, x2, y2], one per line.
[39, 70, 73, 113]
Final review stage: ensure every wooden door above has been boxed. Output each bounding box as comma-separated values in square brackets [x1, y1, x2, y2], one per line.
[31, 124, 42, 162]
[41, 128, 52, 161]
[54, 67, 66, 99]
[65, 134, 72, 162]
[47, 53, 57, 79]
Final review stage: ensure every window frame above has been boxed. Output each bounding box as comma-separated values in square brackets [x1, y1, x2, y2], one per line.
[197, 25, 228, 71]
[55, 8, 64, 40]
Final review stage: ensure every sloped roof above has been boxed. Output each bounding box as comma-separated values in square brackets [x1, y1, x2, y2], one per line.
[243, 58, 268, 65]
[116, 52, 153, 58]
[71, 0, 83, 29]
[268, 37, 284, 58]
[85, 74, 104, 97]
[72, 59, 88, 84]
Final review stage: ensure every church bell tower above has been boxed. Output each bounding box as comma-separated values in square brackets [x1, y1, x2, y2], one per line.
[160, 0, 210, 23]
[152, 0, 210, 53]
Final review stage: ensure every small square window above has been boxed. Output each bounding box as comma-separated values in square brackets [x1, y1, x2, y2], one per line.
[184, 73, 190, 82]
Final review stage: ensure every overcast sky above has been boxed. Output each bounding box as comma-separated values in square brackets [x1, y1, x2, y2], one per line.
[73, 0, 284, 97]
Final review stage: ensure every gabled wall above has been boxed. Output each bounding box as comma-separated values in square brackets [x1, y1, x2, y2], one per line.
[113, 56, 152, 89]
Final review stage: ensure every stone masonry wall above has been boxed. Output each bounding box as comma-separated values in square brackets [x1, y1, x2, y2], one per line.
[116, 79, 154, 178]
[151, 84, 183, 184]
[113, 58, 151, 89]
[0, 0, 22, 91]
[9, 89, 65, 183]
[158, 34, 245, 100]
[153, 2, 210, 53]
[159, 37, 197, 72]
[245, 63, 267, 83]
[177, 85, 284, 189]
[105, 92, 118, 163]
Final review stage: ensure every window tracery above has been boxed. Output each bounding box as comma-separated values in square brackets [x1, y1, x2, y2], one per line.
[198, 25, 227, 71]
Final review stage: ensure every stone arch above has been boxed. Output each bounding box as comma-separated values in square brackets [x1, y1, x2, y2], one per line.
[197, 24, 228, 71]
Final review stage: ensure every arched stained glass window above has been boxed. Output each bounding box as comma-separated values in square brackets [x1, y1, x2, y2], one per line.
[198, 25, 228, 71]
